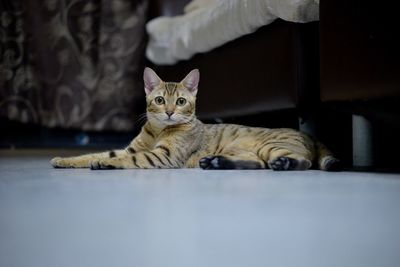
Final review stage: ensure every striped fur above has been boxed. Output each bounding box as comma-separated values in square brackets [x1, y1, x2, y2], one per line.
[51, 68, 339, 171]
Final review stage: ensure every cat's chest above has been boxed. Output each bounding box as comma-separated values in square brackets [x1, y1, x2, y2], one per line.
[148, 128, 202, 149]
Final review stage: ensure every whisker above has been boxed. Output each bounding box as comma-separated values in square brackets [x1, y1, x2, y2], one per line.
[135, 113, 148, 126]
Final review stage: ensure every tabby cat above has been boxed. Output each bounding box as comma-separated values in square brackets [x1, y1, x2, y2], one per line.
[51, 68, 339, 171]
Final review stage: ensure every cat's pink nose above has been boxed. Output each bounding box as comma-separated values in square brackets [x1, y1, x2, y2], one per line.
[166, 111, 174, 117]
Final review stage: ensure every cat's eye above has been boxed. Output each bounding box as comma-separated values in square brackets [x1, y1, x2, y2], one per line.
[154, 96, 165, 105]
[176, 97, 187, 106]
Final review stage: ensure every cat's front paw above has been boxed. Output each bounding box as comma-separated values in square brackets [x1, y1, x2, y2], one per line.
[90, 159, 117, 170]
[199, 156, 231, 170]
[51, 157, 67, 168]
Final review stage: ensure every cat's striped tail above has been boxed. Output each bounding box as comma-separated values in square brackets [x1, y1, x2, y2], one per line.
[316, 141, 341, 171]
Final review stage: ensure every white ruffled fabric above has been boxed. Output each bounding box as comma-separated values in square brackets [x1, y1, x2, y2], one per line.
[146, 0, 319, 65]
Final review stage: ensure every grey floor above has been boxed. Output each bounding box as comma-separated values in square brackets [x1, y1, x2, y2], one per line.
[1, 154, 400, 267]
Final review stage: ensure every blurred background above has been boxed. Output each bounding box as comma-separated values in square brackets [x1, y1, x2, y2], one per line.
[1, 0, 399, 171]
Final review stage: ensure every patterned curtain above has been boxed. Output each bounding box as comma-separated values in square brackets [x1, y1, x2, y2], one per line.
[0, 0, 148, 131]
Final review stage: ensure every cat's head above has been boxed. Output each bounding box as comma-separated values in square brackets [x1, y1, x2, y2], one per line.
[143, 67, 199, 127]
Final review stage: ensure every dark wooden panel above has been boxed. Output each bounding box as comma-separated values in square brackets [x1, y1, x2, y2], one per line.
[320, 0, 400, 101]
[149, 0, 191, 18]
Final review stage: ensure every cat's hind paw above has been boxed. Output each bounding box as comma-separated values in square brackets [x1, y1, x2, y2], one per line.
[268, 157, 298, 171]
[321, 157, 341, 171]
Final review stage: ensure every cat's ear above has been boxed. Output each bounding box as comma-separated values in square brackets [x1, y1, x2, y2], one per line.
[181, 69, 200, 96]
[144, 67, 162, 95]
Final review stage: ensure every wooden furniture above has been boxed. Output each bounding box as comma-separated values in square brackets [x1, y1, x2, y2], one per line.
[148, 0, 320, 120]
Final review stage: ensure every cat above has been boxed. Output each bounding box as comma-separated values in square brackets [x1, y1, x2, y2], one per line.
[51, 67, 339, 171]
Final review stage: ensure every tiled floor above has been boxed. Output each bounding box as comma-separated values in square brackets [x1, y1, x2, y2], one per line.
[1, 155, 400, 267]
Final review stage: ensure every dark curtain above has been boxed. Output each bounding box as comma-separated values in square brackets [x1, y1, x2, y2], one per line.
[0, 0, 148, 131]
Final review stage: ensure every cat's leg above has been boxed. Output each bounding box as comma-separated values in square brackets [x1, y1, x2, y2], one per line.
[90, 147, 179, 170]
[258, 145, 313, 171]
[199, 149, 265, 170]
[51, 149, 129, 168]
[51, 130, 150, 169]
[91, 132, 198, 170]
[90, 154, 135, 169]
